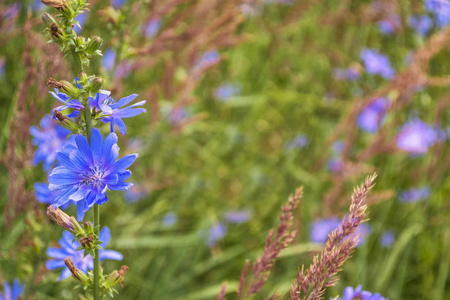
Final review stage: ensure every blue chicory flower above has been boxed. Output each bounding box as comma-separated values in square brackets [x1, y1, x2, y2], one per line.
[380, 230, 395, 247]
[214, 82, 241, 101]
[30, 115, 71, 172]
[286, 134, 309, 150]
[0, 279, 25, 300]
[425, 0, 450, 28]
[337, 285, 387, 300]
[48, 128, 137, 220]
[310, 217, 341, 244]
[206, 222, 227, 247]
[162, 212, 177, 227]
[399, 186, 430, 203]
[144, 19, 161, 38]
[46, 227, 122, 280]
[361, 49, 395, 79]
[357, 98, 390, 133]
[408, 15, 433, 36]
[396, 119, 438, 154]
[224, 210, 251, 224]
[378, 14, 401, 35]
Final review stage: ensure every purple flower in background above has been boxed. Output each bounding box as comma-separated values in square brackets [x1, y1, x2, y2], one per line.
[332, 140, 344, 155]
[408, 15, 433, 36]
[125, 184, 150, 202]
[162, 212, 176, 227]
[224, 210, 251, 224]
[168, 107, 188, 126]
[0, 279, 25, 300]
[361, 49, 395, 79]
[206, 222, 227, 247]
[328, 157, 344, 173]
[73, 13, 87, 35]
[4, 4, 19, 20]
[396, 119, 437, 154]
[399, 186, 430, 203]
[192, 51, 220, 73]
[46, 228, 122, 280]
[111, 0, 126, 9]
[48, 128, 137, 220]
[92, 94, 147, 135]
[30, 115, 71, 172]
[378, 15, 401, 34]
[333, 67, 361, 81]
[286, 134, 309, 150]
[103, 48, 115, 72]
[337, 285, 387, 300]
[310, 217, 341, 244]
[425, 0, 450, 28]
[215, 82, 241, 101]
[144, 19, 161, 38]
[357, 98, 390, 133]
[380, 230, 395, 247]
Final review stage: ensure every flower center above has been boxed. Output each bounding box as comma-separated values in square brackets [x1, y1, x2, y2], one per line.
[81, 165, 105, 187]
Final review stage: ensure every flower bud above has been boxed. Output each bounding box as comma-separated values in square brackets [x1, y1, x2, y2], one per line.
[41, 0, 67, 9]
[90, 77, 104, 93]
[47, 77, 63, 89]
[53, 110, 80, 132]
[61, 80, 80, 98]
[80, 236, 94, 249]
[84, 221, 93, 233]
[50, 23, 62, 39]
[46, 205, 76, 233]
[86, 37, 103, 54]
[105, 265, 129, 288]
[41, 13, 56, 26]
[64, 257, 89, 285]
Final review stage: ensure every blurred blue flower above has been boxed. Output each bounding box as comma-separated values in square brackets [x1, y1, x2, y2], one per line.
[207, 222, 227, 247]
[111, 0, 126, 9]
[73, 13, 87, 35]
[408, 15, 433, 36]
[144, 19, 161, 38]
[310, 217, 341, 244]
[34, 182, 76, 211]
[125, 184, 150, 202]
[91, 93, 147, 135]
[378, 15, 401, 35]
[396, 119, 438, 154]
[286, 134, 309, 150]
[162, 212, 176, 227]
[30, 115, 71, 172]
[380, 230, 395, 247]
[327, 158, 344, 173]
[332, 140, 344, 155]
[333, 67, 361, 81]
[224, 210, 251, 224]
[0, 279, 24, 300]
[48, 128, 137, 220]
[399, 186, 430, 203]
[337, 285, 387, 300]
[350, 223, 372, 247]
[192, 51, 220, 73]
[168, 107, 189, 126]
[214, 82, 241, 101]
[357, 98, 390, 133]
[425, 0, 450, 28]
[46, 228, 122, 280]
[361, 49, 395, 79]
[32, 0, 45, 12]
[103, 48, 115, 72]
[101, 48, 132, 79]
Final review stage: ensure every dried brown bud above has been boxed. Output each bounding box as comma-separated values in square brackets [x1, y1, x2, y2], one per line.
[47, 77, 64, 89]
[41, 0, 66, 9]
[53, 110, 67, 122]
[50, 23, 62, 38]
[47, 205, 75, 232]
[105, 265, 129, 288]
[80, 236, 94, 248]
[64, 257, 89, 284]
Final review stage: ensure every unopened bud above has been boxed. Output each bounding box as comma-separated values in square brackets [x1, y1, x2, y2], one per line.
[79, 72, 88, 82]
[84, 222, 93, 233]
[64, 257, 89, 284]
[41, 0, 67, 9]
[80, 236, 94, 248]
[61, 80, 80, 98]
[41, 13, 56, 26]
[86, 37, 103, 54]
[47, 205, 76, 232]
[90, 77, 104, 92]
[105, 265, 129, 288]
[53, 110, 80, 132]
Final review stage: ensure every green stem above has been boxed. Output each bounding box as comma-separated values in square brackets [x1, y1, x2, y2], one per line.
[94, 204, 101, 300]
[72, 51, 84, 74]
[84, 108, 99, 299]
